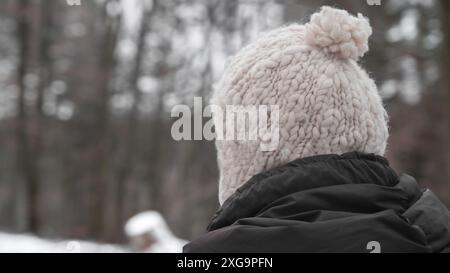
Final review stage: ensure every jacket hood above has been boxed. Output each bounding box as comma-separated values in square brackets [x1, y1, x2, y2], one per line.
[185, 152, 450, 253]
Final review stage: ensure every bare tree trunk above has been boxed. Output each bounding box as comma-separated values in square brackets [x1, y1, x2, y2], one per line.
[147, 52, 170, 212]
[440, 0, 450, 182]
[113, 4, 153, 241]
[15, 0, 40, 233]
[36, 0, 53, 115]
[91, 0, 122, 240]
[131, 0, 168, 213]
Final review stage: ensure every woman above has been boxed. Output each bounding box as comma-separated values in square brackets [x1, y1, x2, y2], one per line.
[184, 6, 450, 253]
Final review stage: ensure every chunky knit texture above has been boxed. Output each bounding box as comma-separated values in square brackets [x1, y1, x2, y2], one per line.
[213, 6, 389, 205]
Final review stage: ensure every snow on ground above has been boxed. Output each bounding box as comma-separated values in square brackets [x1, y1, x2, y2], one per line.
[0, 211, 187, 253]
[0, 232, 128, 253]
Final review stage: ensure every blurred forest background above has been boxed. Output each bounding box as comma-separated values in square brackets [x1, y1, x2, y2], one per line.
[0, 0, 449, 244]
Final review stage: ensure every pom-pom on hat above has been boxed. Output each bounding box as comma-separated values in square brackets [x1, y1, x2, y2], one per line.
[304, 6, 373, 60]
[212, 6, 389, 205]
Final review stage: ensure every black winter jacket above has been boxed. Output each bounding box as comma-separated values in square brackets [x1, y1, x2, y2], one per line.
[184, 152, 450, 253]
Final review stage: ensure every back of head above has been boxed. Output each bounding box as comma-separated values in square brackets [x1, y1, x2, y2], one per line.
[212, 6, 389, 205]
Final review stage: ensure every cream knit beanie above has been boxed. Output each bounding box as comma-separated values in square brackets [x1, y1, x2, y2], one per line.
[212, 6, 389, 205]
